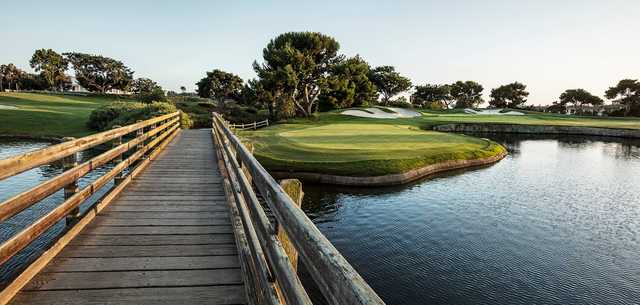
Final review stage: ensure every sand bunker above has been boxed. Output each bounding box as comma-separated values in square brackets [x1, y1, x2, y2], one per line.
[464, 108, 524, 115]
[341, 107, 421, 119]
[0, 105, 17, 110]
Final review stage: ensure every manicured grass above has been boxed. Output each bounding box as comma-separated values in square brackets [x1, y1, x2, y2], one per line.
[0, 92, 134, 138]
[242, 119, 506, 176]
[242, 110, 640, 177]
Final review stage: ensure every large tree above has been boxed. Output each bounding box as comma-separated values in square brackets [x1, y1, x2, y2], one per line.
[64, 53, 133, 93]
[195, 69, 243, 101]
[131, 77, 165, 103]
[29, 49, 68, 90]
[318, 55, 378, 110]
[605, 79, 640, 116]
[368, 66, 412, 105]
[450, 81, 484, 108]
[254, 32, 341, 117]
[489, 82, 529, 108]
[411, 84, 452, 108]
[559, 89, 604, 111]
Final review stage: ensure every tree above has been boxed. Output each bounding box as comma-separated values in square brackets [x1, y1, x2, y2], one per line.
[254, 32, 341, 117]
[411, 84, 452, 108]
[64, 53, 134, 93]
[605, 79, 640, 116]
[318, 55, 378, 110]
[0, 64, 24, 91]
[489, 82, 529, 108]
[559, 89, 604, 112]
[180, 86, 187, 94]
[131, 78, 165, 103]
[450, 81, 484, 108]
[368, 66, 412, 105]
[195, 69, 243, 102]
[29, 49, 68, 90]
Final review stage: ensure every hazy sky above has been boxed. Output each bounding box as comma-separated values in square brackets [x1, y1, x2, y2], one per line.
[2, 0, 639, 105]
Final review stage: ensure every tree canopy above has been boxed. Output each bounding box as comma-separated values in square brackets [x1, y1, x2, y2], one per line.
[254, 31, 341, 117]
[195, 69, 243, 101]
[559, 89, 603, 108]
[489, 82, 529, 108]
[368, 66, 412, 105]
[29, 49, 68, 90]
[605, 79, 640, 116]
[318, 55, 378, 110]
[450, 81, 484, 108]
[411, 84, 452, 108]
[0, 64, 24, 91]
[131, 77, 165, 103]
[64, 53, 133, 93]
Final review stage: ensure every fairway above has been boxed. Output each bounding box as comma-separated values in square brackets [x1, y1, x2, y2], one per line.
[244, 122, 506, 176]
[0, 92, 131, 137]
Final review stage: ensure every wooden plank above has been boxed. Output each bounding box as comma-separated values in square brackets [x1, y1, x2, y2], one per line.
[69, 234, 235, 246]
[59, 244, 237, 258]
[81, 225, 232, 235]
[117, 195, 226, 201]
[44, 255, 239, 272]
[24, 269, 242, 290]
[98, 211, 229, 219]
[10, 285, 246, 305]
[115, 199, 227, 205]
[105, 205, 228, 212]
[0, 112, 178, 180]
[92, 217, 230, 226]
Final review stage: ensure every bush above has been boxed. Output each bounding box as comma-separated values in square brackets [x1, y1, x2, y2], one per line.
[87, 101, 191, 131]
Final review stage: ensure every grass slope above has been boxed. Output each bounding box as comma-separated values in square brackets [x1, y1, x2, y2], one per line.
[0, 92, 133, 138]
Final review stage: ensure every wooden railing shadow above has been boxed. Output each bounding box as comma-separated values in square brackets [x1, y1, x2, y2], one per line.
[212, 113, 385, 305]
[0, 112, 181, 304]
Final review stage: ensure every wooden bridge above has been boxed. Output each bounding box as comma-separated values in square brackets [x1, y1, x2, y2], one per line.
[0, 113, 385, 305]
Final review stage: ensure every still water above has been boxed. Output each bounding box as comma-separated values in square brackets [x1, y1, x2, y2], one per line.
[0, 139, 114, 285]
[302, 135, 640, 305]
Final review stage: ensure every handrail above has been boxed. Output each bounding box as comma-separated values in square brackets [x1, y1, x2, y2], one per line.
[0, 112, 180, 303]
[212, 113, 385, 305]
[229, 119, 269, 130]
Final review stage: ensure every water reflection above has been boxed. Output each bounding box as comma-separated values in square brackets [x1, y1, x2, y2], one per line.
[301, 134, 640, 305]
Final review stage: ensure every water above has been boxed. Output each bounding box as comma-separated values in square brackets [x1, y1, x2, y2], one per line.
[0, 138, 115, 285]
[301, 135, 640, 305]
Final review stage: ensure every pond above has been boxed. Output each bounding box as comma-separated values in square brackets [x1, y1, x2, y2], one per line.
[301, 134, 640, 305]
[0, 138, 114, 285]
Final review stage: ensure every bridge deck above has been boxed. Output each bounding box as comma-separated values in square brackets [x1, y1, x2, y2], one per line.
[10, 129, 246, 305]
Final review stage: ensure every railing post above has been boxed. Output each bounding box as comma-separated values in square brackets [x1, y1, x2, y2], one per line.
[112, 125, 125, 185]
[136, 120, 146, 159]
[276, 179, 304, 271]
[62, 137, 80, 226]
[253, 122, 257, 130]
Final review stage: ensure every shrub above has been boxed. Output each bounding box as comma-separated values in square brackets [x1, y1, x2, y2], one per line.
[87, 101, 191, 131]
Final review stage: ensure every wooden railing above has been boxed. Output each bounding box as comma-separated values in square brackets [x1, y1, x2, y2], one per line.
[212, 113, 385, 305]
[229, 119, 269, 130]
[0, 112, 181, 304]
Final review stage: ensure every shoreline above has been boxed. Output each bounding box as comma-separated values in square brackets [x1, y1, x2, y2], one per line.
[0, 135, 63, 143]
[269, 151, 507, 186]
[431, 123, 640, 138]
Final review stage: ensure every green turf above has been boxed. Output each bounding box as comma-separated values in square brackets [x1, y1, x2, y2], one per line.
[0, 92, 135, 138]
[242, 111, 640, 177]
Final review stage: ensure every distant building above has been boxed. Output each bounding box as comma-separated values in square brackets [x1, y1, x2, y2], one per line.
[67, 76, 131, 95]
[565, 103, 626, 116]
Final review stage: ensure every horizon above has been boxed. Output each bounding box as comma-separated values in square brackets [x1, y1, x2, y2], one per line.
[1, 0, 639, 105]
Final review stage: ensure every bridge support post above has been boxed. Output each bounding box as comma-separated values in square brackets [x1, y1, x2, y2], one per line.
[112, 125, 125, 185]
[61, 137, 80, 226]
[136, 120, 146, 160]
[276, 179, 304, 271]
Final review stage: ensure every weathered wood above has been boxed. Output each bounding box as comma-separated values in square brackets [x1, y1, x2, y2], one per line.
[81, 225, 232, 235]
[214, 114, 386, 305]
[0, 117, 178, 222]
[45, 255, 239, 272]
[69, 234, 235, 246]
[277, 179, 303, 272]
[0, 112, 178, 180]
[24, 269, 242, 290]
[10, 286, 246, 305]
[0, 127, 180, 305]
[214, 124, 312, 305]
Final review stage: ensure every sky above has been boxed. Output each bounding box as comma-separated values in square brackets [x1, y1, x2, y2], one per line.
[1, 0, 639, 105]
